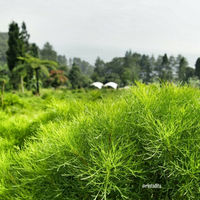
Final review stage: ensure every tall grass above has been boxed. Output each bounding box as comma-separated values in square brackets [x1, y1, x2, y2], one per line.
[0, 83, 200, 199]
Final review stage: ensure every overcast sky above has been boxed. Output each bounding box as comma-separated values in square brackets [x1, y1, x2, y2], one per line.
[1, 0, 200, 67]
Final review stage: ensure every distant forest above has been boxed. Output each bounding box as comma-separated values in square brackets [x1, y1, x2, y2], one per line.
[1, 21, 200, 93]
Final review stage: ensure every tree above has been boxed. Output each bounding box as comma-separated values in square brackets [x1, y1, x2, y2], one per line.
[13, 64, 27, 93]
[161, 54, 168, 80]
[28, 43, 39, 58]
[0, 63, 10, 77]
[18, 54, 58, 95]
[56, 55, 68, 77]
[140, 55, 152, 83]
[195, 58, 200, 79]
[20, 22, 30, 53]
[188, 76, 200, 88]
[57, 55, 67, 66]
[69, 58, 73, 67]
[40, 42, 57, 62]
[6, 21, 25, 72]
[58, 65, 68, 76]
[178, 57, 188, 82]
[104, 73, 121, 85]
[91, 72, 103, 83]
[168, 55, 178, 80]
[94, 56, 105, 77]
[185, 67, 195, 82]
[73, 57, 94, 76]
[47, 70, 68, 89]
[132, 52, 142, 65]
[68, 63, 82, 89]
[124, 50, 140, 83]
[158, 54, 172, 81]
[121, 68, 131, 86]
[124, 50, 132, 68]
[24, 43, 40, 88]
[105, 57, 124, 77]
[149, 55, 158, 81]
[80, 75, 92, 88]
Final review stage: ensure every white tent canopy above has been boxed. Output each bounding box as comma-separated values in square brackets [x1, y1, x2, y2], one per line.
[90, 82, 104, 89]
[104, 82, 118, 89]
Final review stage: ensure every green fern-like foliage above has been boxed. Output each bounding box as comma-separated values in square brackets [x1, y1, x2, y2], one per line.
[17, 54, 58, 94]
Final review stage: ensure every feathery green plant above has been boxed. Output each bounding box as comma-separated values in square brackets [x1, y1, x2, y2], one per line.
[0, 83, 200, 199]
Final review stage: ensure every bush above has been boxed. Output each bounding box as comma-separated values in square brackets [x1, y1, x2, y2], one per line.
[1, 93, 22, 108]
[89, 90, 102, 101]
[0, 83, 200, 199]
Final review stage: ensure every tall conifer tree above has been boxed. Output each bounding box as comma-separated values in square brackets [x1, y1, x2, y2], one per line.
[20, 22, 30, 53]
[6, 21, 25, 72]
[68, 62, 82, 89]
[178, 57, 187, 81]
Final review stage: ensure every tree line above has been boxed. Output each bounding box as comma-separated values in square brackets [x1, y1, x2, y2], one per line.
[93, 52, 196, 86]
[1, 21, 200, 95]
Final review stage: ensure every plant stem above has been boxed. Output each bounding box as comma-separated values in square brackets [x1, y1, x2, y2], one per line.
[21, 76, 24, 94]
[35, 67, 40, 95]
[1, 81, 4, 107]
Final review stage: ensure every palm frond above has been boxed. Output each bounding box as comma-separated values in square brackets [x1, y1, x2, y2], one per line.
[0, 75, 9, 83]
[40, 65, 49, 77]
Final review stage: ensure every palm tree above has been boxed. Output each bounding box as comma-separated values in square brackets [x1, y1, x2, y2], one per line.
[17, 54, 58, 95]
[13, 64, 28, 93]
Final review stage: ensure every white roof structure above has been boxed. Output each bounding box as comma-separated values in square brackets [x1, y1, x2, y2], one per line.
[90, 82, 104, 89]
[104, 82, 118, 89]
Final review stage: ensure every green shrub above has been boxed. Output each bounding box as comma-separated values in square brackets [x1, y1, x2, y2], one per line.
[89, 90, 102, 101]
[1, 93, 22, 108]
[1, 83, 200, 199]
[77, 88, 85, 93]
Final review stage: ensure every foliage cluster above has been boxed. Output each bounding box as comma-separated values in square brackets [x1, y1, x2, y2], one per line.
[0, 84, 200, 199]
[92, 53, 197, 87]
[46, 70, 68, 89]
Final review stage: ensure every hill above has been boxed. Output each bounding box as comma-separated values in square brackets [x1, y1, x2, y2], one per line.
[0, 32, 8, 64]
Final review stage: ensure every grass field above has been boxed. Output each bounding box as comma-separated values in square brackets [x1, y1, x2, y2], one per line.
[0, 84, 200, 199]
